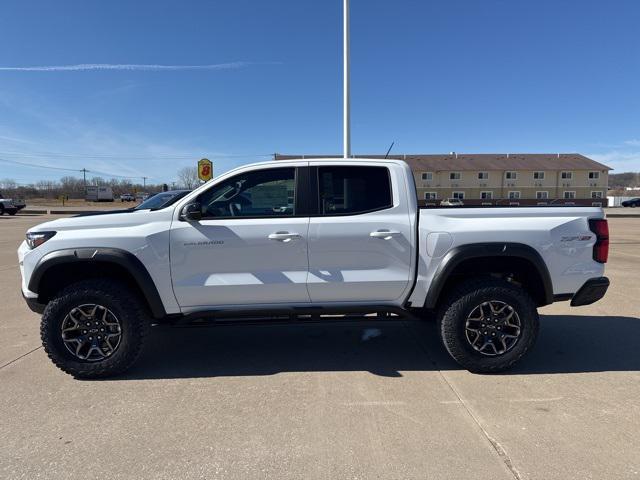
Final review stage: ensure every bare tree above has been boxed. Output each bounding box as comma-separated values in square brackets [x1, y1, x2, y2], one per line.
[177, 166, 200, 189]
[0, 173, 169, 200]
[90, 176, 107, 186]
[0, 178, 17, 190]
[60, 176, 85, 197]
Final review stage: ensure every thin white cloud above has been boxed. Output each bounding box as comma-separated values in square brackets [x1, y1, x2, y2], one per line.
[588, 150, 640, 173]
[0, 134, 34, 144]
[623, 139, 640, 147]
[0, 62, 277, 72]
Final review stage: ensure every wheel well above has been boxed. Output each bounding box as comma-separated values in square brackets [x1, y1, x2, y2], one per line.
[37, 261, 149, 312]
[436, 256, 549, 307]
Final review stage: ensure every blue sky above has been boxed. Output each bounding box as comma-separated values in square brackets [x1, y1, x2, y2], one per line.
[0, 0, 639, 185]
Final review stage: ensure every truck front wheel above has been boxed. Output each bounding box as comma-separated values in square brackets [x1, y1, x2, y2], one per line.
[41, 279, 148, 379]
[438, 278, 539, 373]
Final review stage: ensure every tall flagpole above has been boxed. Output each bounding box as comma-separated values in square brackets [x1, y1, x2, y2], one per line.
[343, 0, 351, 158]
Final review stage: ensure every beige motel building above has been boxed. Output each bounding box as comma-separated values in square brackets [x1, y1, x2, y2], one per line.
[275, 153, 611, 207]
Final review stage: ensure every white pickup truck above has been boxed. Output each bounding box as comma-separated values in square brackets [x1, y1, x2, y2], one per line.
[18, 159, 610, 378]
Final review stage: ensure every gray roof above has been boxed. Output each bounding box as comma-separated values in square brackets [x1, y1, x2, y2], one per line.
[274, 153, 612, 171]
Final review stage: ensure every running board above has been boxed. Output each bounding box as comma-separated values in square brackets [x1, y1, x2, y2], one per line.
[156, 305, 419, 327]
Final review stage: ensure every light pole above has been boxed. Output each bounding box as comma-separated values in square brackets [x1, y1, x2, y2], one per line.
[343, 0, 351, 159]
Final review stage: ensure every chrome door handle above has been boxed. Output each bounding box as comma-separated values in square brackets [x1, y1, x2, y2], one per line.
[370, 229, 401, 240]
[268, 231, 302, 242]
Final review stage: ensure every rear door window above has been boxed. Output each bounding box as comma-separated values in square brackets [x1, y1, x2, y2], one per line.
[318, 166, 392, 215]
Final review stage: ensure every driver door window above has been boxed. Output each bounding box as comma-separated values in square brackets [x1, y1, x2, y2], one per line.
[199, 167, 296, 218]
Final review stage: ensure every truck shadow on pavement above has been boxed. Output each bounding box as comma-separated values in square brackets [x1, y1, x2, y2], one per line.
[119, 314, 640, 380]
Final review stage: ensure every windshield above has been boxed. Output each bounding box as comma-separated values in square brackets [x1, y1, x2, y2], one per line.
[135, 190, 190, 210]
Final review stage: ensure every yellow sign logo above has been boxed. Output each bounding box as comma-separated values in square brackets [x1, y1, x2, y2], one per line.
[198, 158, 213, 181]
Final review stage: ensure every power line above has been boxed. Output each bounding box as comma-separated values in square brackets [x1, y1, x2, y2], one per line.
[0, 157, 150, 180]
[87, 169, 150, 180]
[0, 157, 81, 172]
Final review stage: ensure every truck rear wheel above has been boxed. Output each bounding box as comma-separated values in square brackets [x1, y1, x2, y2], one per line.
[438, 278, 539, 373]
[41, 279, 148, 379]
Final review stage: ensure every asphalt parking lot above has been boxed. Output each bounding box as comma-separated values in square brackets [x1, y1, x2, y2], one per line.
[1, 214, 639, 479]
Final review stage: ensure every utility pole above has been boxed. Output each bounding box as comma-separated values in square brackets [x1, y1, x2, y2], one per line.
[343, 0, 351, 158]
[82, 168, 87, 190]
[142, 176, 147, 189]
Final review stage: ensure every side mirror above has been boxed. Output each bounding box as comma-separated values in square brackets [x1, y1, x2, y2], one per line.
[180, 202, 202, 221]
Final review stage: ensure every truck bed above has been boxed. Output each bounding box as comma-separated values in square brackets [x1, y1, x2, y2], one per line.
[406, 206, 606, 308]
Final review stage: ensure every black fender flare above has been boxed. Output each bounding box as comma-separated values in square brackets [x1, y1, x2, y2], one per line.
[29, 247, 166, 318]
[423, 242, 554, 309]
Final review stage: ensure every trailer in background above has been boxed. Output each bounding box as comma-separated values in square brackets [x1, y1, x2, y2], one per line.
[86, 186, 114, 202]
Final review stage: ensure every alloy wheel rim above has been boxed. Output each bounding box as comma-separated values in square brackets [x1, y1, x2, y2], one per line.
[60, 304, 122, 362]
[464, 300, 521, 356]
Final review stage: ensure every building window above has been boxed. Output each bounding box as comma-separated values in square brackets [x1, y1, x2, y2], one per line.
[478, 172, 489, 180]
[536, 191, 549, 199]
[589, 171, 600, 180]
[424, 192, 437, 200]
[452, 191, 465, 200]
[591, 191, 603, 199]
[564, 191, 576, 199]
[505, 171, 517, 180]
[449, 172, 461, 180]
[421, 172, 433, 181]
[508, 191, 521, 199]
[561, 171, 573, 180]
[480, 191, 493, 200]
[533, 171, 545, 180]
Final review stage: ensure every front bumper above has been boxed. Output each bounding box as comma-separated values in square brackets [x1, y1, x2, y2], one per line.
[570, 277, 610, 306]
[22, 291, 45, 314]
[18, 240, 43, 314]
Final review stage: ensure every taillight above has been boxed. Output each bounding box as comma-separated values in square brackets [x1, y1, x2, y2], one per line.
[589, 219, 609, 263]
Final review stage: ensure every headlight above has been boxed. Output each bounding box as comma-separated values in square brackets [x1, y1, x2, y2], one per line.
[25, 231, 56, 249]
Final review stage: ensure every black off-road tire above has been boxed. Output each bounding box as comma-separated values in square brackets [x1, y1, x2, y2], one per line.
[438, 277, 539, 373]
[0, 204, 4, 215]
[41, 279, 149, 379]
[8, 210, 17, 216]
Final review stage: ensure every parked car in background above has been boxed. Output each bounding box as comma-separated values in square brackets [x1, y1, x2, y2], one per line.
[120, 193, 135, 202]
[86, 186, 114, 202]
[621, 198, 640, 207]
[0, 191, 26, 215]
[441, 198, 464, 207]
[133, 189, 190, 210]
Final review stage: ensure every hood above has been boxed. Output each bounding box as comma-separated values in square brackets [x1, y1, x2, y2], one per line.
[73, 209, 133, 217]
[27, 208, 173, 234]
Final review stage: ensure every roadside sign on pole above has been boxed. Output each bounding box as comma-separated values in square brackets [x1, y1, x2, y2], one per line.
[198, 158, 213, 182]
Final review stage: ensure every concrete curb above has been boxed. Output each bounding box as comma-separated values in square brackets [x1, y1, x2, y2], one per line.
[49, 209, 100, 215]
[20, 209, 48, 215]
[21, 209, 101, 215]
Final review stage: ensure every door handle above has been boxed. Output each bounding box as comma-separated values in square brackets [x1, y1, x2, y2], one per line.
[370, 229, 401, 240]
[268, 231, 302, 242]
